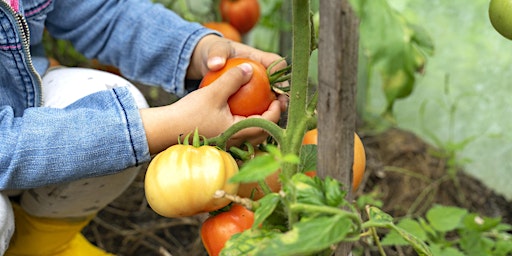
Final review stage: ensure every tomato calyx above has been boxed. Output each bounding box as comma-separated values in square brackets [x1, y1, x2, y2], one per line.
[267, 58, 292, 95]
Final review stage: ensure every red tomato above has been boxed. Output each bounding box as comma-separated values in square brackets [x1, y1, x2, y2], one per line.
[220, 0, 260, 34]
[199, 58, 276, 117]
[203, 22, 242, 42]
[200, 204, 254, 256]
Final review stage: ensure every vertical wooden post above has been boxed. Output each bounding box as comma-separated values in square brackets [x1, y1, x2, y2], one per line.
[318, 0, 359, 255]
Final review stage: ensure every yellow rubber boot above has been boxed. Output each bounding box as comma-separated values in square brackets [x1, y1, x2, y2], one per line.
[5, 203, 114, 256]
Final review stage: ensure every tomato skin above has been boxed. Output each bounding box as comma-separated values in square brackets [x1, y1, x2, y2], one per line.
[199, 58, 276, 117]
[302, 129, 366, 192]
[220, 0, 260, 34]
[203, 22, 242, 42]
[201, 204, 254, 256]
[144, 144, 239, 218]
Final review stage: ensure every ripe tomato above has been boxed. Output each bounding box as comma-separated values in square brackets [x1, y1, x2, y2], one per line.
[201, 204, 254, 256]
[302, 129, 366, 192]
[220, 0, 260, 34]
[489, 0, 512, 40]
[203, 22, 242, 42]
[237, 151, 281, 200]
[144, 143, 239, 218]
[199, 58, 276, 116]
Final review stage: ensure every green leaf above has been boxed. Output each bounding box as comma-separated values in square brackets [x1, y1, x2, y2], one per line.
[390, 225, 433, 256]
[299, 144, 317, 172]
[458, 229, 494, 256]
[220, 228, 279, 256]
[287, 173, 326, 206]
[230, 154, 280, 183]
[323, 176, 347, 208]
[462, 213, 501, 232]
[367, 206, 394, 224]
[426, 205, 467, 232]
[493, 239, 512, 256]
[253, 215, 353, 256]
[429, 244, 465, 256]
[253, 193, 280, 228]
[381, 218, 427, 246]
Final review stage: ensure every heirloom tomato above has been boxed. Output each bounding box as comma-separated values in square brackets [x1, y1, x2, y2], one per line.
[203, 22, 242, 42]
[144, 143, 239, 218]
[302, 129, 366, 191]
[199, 58, 276, 117]
[201, 204, 254, 256]
[220, 0, 260, 34]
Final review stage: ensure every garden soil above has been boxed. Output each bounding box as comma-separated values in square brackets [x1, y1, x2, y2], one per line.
[82, 84, 512, 256]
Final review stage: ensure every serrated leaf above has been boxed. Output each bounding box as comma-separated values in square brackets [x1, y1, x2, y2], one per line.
[300, 144, 317, 172]
[323, 176, 347, 208]
[253, 193, 280, 228]
[253, 215, 353, 256]
[382, 218, 427, 246]
[287, 173, 326, 206]
[391, 225, 433, 256]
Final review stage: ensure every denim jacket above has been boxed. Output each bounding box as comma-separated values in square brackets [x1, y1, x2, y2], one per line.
[0, 0, 213, 189]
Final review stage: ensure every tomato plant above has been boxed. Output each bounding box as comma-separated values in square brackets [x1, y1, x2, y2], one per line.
[144, 131, 239, 218]
[302, 129, 366, 191]
[203, 22, 242, 42]
[489, 0, 512, 40]
[199, 57, 276, 116]
[220, 0, 260, 34]
[201, 204, 254, 256]
[237, 150, 281, 200]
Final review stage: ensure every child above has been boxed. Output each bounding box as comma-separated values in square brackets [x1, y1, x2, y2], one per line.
[0, 0, 287, 255]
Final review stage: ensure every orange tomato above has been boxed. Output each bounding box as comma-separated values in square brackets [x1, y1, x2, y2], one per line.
[199, 58, 276, 116]
[203, 22, 242, 42]
[302, 129, 366, 192]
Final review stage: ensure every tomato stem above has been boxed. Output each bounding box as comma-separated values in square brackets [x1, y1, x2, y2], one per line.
[208, 118, 284, 150]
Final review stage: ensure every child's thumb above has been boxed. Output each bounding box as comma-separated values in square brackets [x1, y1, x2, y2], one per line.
[213, 63, 253, 99]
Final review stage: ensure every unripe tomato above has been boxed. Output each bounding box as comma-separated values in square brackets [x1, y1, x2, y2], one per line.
[220, 0, 260, 34]
[237, 151, 281, 200]
[201, 204, 254, 256]
[489, 0, 512, 40]
[144, 144, 239, 218]
[199, 58, 276, 117]
[203, 22, 242, 42]
[302, 129, 366, 192]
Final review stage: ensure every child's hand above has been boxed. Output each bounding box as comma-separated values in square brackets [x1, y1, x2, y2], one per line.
[187, 35, 288, 83]
[141, 62, 282, 154]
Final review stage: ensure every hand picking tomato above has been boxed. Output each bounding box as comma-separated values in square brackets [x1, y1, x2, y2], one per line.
[144, 140, 239, 218]
[203, 22, 242, 42]
[302, 129, 366, 192]
[199, 58, 276, 117]
[201, 204, 254, 256]
[220, 0, 260, 34]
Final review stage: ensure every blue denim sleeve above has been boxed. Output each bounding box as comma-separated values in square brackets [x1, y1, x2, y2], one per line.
[45, 0, 215, 97]
[0, 87, 150, 190]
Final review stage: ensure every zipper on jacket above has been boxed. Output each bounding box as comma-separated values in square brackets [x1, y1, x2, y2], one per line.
[1, 2, 44, 106]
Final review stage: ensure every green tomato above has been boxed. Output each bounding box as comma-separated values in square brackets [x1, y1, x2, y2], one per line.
[489, 0, 512, 40]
